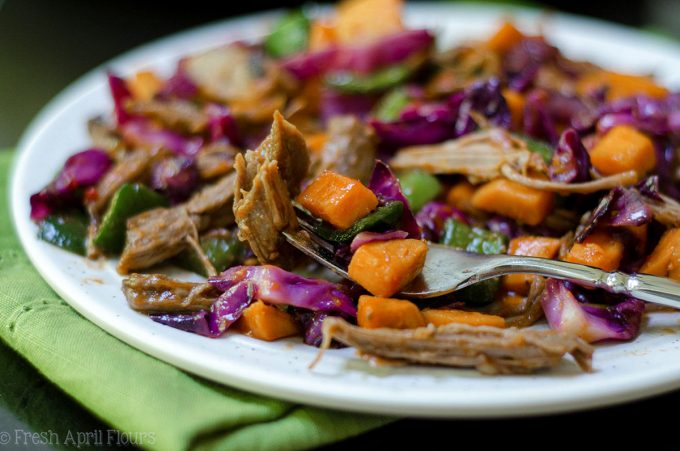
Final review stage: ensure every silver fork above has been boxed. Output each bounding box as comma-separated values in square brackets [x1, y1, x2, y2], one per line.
[283, 230, 680, 309]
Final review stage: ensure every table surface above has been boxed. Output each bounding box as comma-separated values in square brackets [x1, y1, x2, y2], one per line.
[2, 0, 679, 448]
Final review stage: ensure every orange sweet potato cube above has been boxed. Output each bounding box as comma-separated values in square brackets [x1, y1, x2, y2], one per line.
[502, 236, 561, 295]
[470, 179, 554, 226]
[640, 228, 680, 277]
[589, 125, 656, 177]
[336, 0, 404, 44]
[577, 70, 668, 101]
[357, 295, 426, 329]
[126, 70, 163, 101]
[563, 231, 624, 272]
[422, 309, 505, 328]
[297, 171, 378, 229]
[349, 239, 428, 297]
[236, 301, 300, 341]
[309, 21, 337, 50]
[446, 180, 476, 214]
[503, 89, 525, 130]
[486, 21, 524, 54]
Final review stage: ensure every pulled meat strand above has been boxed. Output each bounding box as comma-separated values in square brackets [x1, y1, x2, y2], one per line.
[390, 128, 546, 181]
[504, 277, 546, 328]
[501, 164, 639, 194]
[314, 317, 593, 375]
[644, 194, 680, 227]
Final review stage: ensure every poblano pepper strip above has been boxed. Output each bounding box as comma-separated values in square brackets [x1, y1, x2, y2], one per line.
[176, 232, 249, 277]
[37, 213, 89, 256]
[397, 170, 442, 212]
[520, 134, 554, 164]
[325, 65, 412, 94]
[373, 88, 411, 121]
[93, 183, 169, 254]
[440, 218, 508, 306]
[311, 201, 404, 244]
[264, 10, 310, 58]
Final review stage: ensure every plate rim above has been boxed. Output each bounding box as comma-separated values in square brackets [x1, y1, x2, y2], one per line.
[10, 2, 680, 418]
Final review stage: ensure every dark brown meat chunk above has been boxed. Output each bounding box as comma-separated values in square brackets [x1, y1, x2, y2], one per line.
[318, 318, 593, 375]
[125, 99, 208, 134]
[118, 207, 195, 274]
[88, 148, 149, 215]
[122, 273, 218, 312]
[185, 172, 237, 231]
[316, 115, 376, 184]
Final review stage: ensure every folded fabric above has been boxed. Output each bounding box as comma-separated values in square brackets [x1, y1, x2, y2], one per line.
[0, 151, 393, 450]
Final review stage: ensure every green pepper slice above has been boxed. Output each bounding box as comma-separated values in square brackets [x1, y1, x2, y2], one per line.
[440, 218, 508, 306]
[176, 231, 248, 277]
[93, 183, 168, 254]
[373, 88, 411, 121]
[310, 201, 404, 244]
[397, 170, 442, 212]
[325, 65, 412, 94]
[38, 213, 88, 256]
[264, 10, 310, 58]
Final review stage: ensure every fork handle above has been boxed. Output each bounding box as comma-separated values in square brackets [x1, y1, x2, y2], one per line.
[497, 255, 680, 309]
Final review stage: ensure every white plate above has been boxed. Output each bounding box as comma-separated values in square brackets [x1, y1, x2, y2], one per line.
[11, 3, 680, 417]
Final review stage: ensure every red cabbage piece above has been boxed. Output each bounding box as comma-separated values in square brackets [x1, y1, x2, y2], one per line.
[150, 281, 254, 337]
[594, 94, 680, 137]
[149, 310, 216, 337]
[333, 29, 434, 75]
[653, 139, 680, 200]
[281, 47, 338, 80]
[369, 101, 455, 147]
[370, 78, 509, 148]
[575, 187, 653, 242]
[522, 89, 593, 145]
[121, 118, 204, 157]
[158, 63, 198, 100]
[107, 72, 133, 126]
[281, 29, 434, 79]
[549, 128, 591, 183]
[636, 175, 663, 201]
[150, 156, 200, 204]
[456, 77, 510, 131]
[504, 37, 558, 91]
[320, 89, 376, 122]
[30, 149, 112, 221]
[349, 230, 408, 253]
[209, 265, 357, 317]
[523, 89, 559, 144]
[541, 279, 644, 343]
[205, 103, 241, 145]
[415, 201, 468, 242]
[208, 282, 254, 335]
[368, 161, 422, 238]
[295, 311, 329, 347]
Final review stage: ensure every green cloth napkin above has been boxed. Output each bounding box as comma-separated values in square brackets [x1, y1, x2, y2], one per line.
[0, 151, 394, 450]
